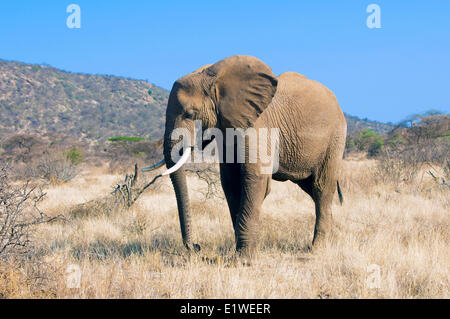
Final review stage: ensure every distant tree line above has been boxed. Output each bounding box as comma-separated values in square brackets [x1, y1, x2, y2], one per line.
[346, 112, 449, 186]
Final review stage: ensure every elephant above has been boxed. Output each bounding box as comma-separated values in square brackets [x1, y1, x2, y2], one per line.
[143, 55, 347, 260]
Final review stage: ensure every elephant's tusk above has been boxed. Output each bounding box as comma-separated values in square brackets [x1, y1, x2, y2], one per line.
[141, 159, 166, 172]
[161, 147, 192, 176]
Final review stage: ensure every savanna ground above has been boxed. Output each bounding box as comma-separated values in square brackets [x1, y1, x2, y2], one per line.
[0, 155, 448, 299]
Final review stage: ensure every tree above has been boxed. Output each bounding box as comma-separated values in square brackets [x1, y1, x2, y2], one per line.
[355, 129, 384, 156]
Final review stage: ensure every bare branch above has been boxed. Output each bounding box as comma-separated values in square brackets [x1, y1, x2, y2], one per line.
[0, 164, 66, 258]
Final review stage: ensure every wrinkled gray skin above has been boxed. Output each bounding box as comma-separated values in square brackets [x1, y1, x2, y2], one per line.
[162, 55, 346, 259]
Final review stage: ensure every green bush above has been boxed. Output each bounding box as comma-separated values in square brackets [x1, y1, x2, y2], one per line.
[65, 147, 83, 165]
[356, 129, 384, 156]
[134, 151, 147, 157]
[108, 136, 145, 142]
[386, 133, 407, 148]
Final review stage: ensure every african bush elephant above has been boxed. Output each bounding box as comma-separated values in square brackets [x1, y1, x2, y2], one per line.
[144, 55, 346, 260]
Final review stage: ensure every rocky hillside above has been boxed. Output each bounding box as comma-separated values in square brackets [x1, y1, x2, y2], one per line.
[344, 114, 394, 135]
[0, 59, 393, 143]
[0, 59, 168, 142]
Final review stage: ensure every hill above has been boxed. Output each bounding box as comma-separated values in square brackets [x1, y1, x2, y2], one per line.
[0, 59, 168, 142]
[344, 113, 394, 135]
[0, 59, 393, 143]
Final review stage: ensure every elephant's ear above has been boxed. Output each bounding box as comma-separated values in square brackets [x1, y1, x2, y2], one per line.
[207, 56, 278, 129]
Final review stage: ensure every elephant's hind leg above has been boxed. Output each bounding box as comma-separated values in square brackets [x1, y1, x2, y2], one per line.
[295, 168, 337, 247]
[311, 182, 335, 247]
[310, 162, 339, 247]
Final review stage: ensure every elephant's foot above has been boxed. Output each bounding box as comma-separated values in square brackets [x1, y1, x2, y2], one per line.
[234, 246, 256, 266]
[185, 242, 201, 254]
[303, 243, 313, 252]
[312, 232, 328, 248]
[238, 257, 252, 267]
[223, 254, 252, 267]
[311, 227, 336, 250]
[198, 254, 251, 267]
[312, 216, 334, 247]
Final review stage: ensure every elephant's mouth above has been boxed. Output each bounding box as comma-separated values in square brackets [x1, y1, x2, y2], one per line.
[142, 137, 215, 174]
[142, 146, 192, 175]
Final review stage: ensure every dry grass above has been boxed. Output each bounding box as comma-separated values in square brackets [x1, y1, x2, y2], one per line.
[0, 159, 448, 298]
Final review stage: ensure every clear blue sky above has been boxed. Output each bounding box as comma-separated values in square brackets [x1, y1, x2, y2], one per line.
[1, 1, 449, 123]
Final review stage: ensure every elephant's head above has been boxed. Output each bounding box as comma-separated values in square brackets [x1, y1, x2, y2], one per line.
[144, 55, 278, 251]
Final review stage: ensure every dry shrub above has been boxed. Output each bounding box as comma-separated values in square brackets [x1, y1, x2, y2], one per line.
[343, 114, 450, 192]
[374, 143, 449, 190]
[0, 134, 47, 163]
[374, 150, 416, 186]
[0, 164, 66, 298]
[102, 139, 162, 174]
[68, 164, 163, 220]
[0, 164, 63, 258]
[26, 152, 80, 183]
[0, 256, 60, 298]
[375, 114, 449, 187]
[1, 133, 88, 184]
[185, 164, 224, 200]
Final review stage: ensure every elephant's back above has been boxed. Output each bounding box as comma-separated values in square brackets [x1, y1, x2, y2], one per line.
[271, 71, 345, 128]
[275, 72, 340, 110]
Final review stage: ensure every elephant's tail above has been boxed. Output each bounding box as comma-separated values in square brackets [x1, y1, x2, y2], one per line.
[337, 181, 344, 205]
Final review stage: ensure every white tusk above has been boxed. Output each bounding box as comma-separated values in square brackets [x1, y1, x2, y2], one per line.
[142, 159, 165, 172]
[161, 147, 191, 176]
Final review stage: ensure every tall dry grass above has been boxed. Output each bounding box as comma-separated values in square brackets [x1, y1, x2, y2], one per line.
[0, 158, 448, 298]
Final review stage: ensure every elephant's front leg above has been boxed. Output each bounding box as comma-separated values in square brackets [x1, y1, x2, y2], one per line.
[234, 173, 270, 260]
[219, 163, 241, 241]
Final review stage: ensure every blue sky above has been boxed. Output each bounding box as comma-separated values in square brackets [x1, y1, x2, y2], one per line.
[0, 1, 449, 123]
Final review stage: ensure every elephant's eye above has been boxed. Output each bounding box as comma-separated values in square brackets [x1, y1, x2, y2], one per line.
[184, 111, 195, 119]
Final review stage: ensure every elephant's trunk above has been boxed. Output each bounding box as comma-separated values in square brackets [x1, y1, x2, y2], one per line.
[169, 168, 193, 249]
[164, 139, 194, 250]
